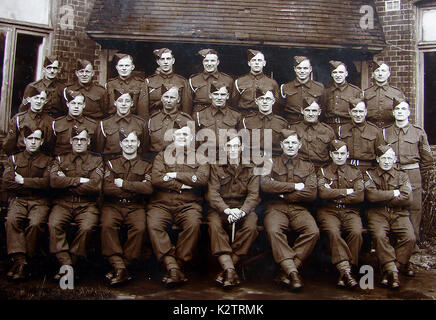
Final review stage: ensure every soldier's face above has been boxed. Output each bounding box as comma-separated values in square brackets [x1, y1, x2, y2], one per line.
[116, 57, 135, 78]
[377, 149, 397, 171]
[302, 103, 321, 123]
[29, 92, 47, 113]
[209, 87, 229, 107]
[331, 65, 348, 84]
[203, 54, 219, 73]
[120, 132, 140, 155]
[349, 102, 367, 124]
[173, 127, 193, 148]
[70, 130, 90, 153]
[373, 64, 390, 84]
[24, 130, 43, 153]
[157, 52, 175, 73]
[224, 138, 242, 161]
[248, 53, 266, 74]
[330, 145, 349, 166]
[294, 60, 312, 81]
[115, 93, 133, 116]
[67, 95, 86, 117]
[162, 88, 180, 111]
[43, 61, 60, 80]
[281, 135, 302, 157]
[76, 64, 94, 84]
[255, 91, 275, 114]
[392, 102, 410, 121]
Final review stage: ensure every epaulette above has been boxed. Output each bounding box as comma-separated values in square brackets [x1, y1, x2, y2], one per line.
[219, 71, 233, 79]
[388, 85, 404, 92]
[15, 110, 27, 117]
[179, 111, 193, 119]
[173, 73, 187, 81]
[92, 82, 106, 90]
[348, 82, 362, 91]
[273, 114, 288, 124]
[54, 115, 66, 121]
[83, 115, 97, 124]
[189, 72, 202, 80]
[366, 121, 379, 129]
[149, 110, 161, 118]
[411, 123, 424, 130]
[88, 151, 102, 159]
[227, 106, 241, 114]
[311, 80, 325, 89]
[131, 114, 145, 121]
[243, 113, 257, 119]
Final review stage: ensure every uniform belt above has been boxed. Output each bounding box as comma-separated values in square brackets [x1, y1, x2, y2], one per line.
[161, 188, 195, 194]
[106, 197, 143, 204]
[324, 202, 359, 209]
[347, 159, 374, 166]
[396, 163, 420, 170]
[326, 117, 349, 124]
[60, 195, 97, 203]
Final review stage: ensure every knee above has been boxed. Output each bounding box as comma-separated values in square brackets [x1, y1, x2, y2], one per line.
[27, 218, 45, 230]
[348, 228, 363, 240]
[131, 222, 146, 235]
[78, 221, 96, 234]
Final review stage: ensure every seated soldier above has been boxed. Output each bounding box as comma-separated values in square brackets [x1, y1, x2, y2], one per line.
[364, 145, 416, 289]
[317, 140, 364, 289]
[206, 134, 260, 289]
[260, 129, 320, 291]
[2, 127, 52, 281]
[147, 125, 209, 288]
[48, 127, 103, 280]
[101, 129, 153, 287]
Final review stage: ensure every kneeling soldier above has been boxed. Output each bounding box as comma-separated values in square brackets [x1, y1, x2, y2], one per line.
[101, 129, 153, 286]
[317, 140, 364, 288]
[365, 145, 416, 289]
[260, 129, 320, 291]
[48, 127, 103, 280]
[3, 127, 52, 281]
[206, 134, 260, 289]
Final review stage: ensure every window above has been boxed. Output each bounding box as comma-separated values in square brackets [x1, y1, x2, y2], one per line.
[385, 1, 401, 12]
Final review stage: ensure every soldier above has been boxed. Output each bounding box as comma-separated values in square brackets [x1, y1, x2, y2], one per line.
[19, 55, 66, 118]
[337, 98, 384, 174]
[52, 90, 97, 155]
[364, 145, 416, 289]
[206, 134, 260, 289]
[140, 48, 191, 115]
[260, 129, 320, 291]
[147, 86, 193, 157]
[105, 53, 148, 119]
[3, 87, 53, 156]
[147, 126, 209, 288]
[96, 89, 147, 160]
[48, 127, 103, 280]
[101, 129, 153, 287]
[321, 61, 363, 134]
[2, 127, 52, 281]
[240, 88, 289, 156]
[290, 97, 335, 171]
[280, 56, 324, 124]
[383, 100, 435, 252]
[189, 49, 233, 113]
[231, 49, 279, 116]
[64, 59, 107, 121]
[364, 60, 406, 128]
[317, 140, 364, 289]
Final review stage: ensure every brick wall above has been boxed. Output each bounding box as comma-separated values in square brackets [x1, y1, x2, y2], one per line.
[373, 0, 417, 121]
[52, 0, 104, 85]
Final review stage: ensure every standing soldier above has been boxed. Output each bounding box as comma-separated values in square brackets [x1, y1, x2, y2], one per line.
[147, 126, 209, 288]
[105, 53, 148, 119]
[260, 129, 320, 291]
[337, 98, 384, 174]
[189, 49, 233, 113]
[96, 89, 147, 160]
[280, 56, 324, 124]
[317, 140, 364, 289]
[19, 55, 66, 118]
[231, 49, 279, 116]
[101, 129, 153, 287]
[140, 48, 191, 115]
[3, 87, 53, 156]
[364, 145, 416, 289]
[3, 127, 52, 281]
[383, 100, 435, 256]
[321, 61, 363, 135]
[364, 60, 405, 128]
[206, 134, 260, 289]
[290, 97, 335, 171]
[52, 90, 97, 155]
[48, 127, 103, 280]
[64, 59, 107, 121]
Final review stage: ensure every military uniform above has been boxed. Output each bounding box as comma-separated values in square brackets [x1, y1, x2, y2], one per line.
[364, 84, 405, 128]
[189, 71, 234, 112]
[52, 115, 97, 155]
[101, 155, 153, 270]
[3, 110, 53, 156]
[231, 73, 279, 116]
[260, 154, 320, 271]
[383, 123, 435, 241]
[96, 113, 147, 159]
[280, 79, 324, 124]
[48, 151, 103, 266]
[105, 75, 148, 119]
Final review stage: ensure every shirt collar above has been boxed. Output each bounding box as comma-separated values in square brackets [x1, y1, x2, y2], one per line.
[115, 113, 132, 123]
[394, 123, 410, 134]
[156, 69, 173, 78]
[249, 72, 265, 80]
[333, 81, 348, 91]
[203, 71, 219, 80]
[259, 112, 273, 120]
[67, 114, 84, 123]
[118, 74, 133, 84]
[295, 79, 311, 88]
